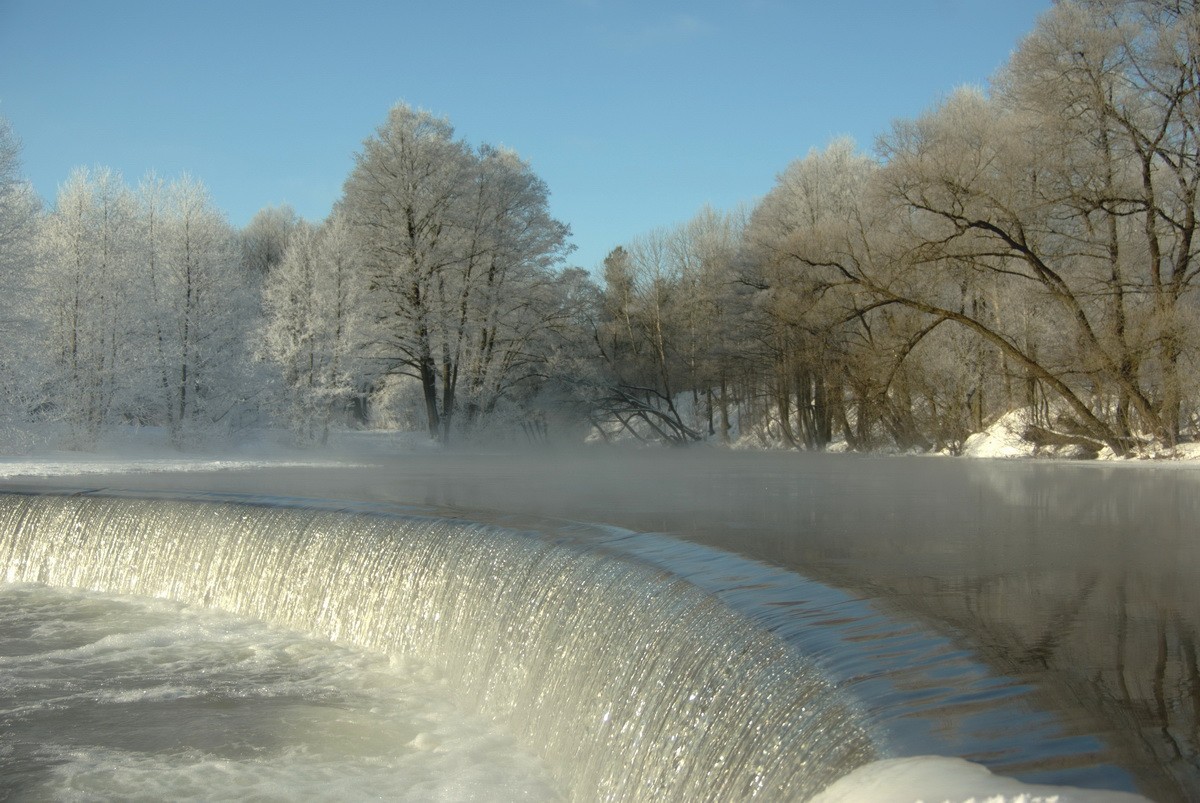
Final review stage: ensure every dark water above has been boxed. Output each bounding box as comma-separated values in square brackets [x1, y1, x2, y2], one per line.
[6, 450, 1198, 801]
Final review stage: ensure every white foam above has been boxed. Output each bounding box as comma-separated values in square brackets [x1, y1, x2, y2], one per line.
[1, 584, 560, 801]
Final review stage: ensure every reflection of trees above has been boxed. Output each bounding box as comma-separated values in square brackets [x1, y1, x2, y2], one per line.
[562, 456, 1200, 801]
[616, 457, 1200, 802]
[1015, 575, 1097, 671]
[889, 460, 1200, 803]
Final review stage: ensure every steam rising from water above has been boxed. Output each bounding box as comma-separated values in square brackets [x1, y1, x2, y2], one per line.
[0, 493, 876, 800]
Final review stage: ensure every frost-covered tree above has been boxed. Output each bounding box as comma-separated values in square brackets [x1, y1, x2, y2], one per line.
[0, 118, 38, 285]
[0, 118, 44, 448]
[261, 212, 366, 443]
[993, 0, 1200, 443]
[451, 145, 574, 432]
[34, 167, 140, 447]
[593, 208, 747, 445]
[341, 103, 573, 443]
[143, 176, 256, 447]
[341, 105, 475, 441]
[240, 204, 301, 277]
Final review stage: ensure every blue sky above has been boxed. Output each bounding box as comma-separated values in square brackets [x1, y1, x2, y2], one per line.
[1, 0, 1051, 272]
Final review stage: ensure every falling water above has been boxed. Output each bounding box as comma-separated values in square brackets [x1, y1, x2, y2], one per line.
[0, 492, 877, 800]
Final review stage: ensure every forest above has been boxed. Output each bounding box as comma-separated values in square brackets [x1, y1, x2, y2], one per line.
[0, 0, 1198, 457]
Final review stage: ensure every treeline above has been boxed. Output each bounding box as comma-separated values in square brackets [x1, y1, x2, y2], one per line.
[0, 107, 595, 450]
[595, 0, 1200, 455]
[0, 164, 258, 449]
[1, 0, 1198, 455]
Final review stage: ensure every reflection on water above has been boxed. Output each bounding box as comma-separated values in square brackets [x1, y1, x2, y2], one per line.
[9, 451, 1200, 801]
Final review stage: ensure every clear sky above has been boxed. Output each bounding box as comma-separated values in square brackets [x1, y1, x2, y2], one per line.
[1, 0, 1051, 273]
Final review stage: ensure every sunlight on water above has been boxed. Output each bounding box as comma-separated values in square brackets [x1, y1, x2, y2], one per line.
[0, 493, 876, 800]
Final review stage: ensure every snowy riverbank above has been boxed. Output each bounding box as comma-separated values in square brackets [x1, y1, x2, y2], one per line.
[1, 414, 1199, 482]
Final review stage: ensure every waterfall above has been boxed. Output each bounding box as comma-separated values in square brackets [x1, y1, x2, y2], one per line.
[0, 491, 876, 801]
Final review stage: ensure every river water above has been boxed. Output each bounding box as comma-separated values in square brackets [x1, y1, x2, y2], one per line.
[0, 583, 557, 801]
[3, 449, 1196, 800]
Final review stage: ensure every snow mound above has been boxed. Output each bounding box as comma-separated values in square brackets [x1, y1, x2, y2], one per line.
[961, 408, 1103, 460]
[961, 409, 1040, 459]
[810, 756, 1147, 803]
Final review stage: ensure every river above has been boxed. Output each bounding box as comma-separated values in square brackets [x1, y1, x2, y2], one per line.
[2, 449, 1195, 800]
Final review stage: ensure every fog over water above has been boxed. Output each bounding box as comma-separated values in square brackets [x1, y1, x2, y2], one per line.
[4, 449, 1197, 801]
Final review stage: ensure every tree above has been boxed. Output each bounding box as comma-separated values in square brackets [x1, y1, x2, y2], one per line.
[341, 103, 573, 443]
[341, 104, 475, 441]
[144, 176, 256, 447]
[240, 204, 301, 277]
[0, 117, 45, 448]
[744, 139, 883, 449]
[0, 117, 39, 285]
[592, 209, 748, 445]
[34, 167, 140, 447]
[452, 145, 574, 432]
[996, 0, 1200, 443]
[261, 212, 366, 442]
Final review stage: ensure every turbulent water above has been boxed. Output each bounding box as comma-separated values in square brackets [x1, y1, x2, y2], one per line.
[0, 583, 557, 801]
[0, 492, 874, 801]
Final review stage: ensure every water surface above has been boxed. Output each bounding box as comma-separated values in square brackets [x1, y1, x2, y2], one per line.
[0, 583, 558, 801]
[7, 450, 1197, 800]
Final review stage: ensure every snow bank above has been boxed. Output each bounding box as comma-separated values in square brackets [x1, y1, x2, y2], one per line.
[0, 456, 366, 480]
[961, 408, 1042, 459]
[810, 756, 1147, 803]
[959, 407, 1200, 462]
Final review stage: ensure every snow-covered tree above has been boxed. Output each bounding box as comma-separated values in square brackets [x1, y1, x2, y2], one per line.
[34, 167, 140, 447]
[341, 103, 573, 443]
[240, 204, 301, 277]
[0, 118, 39, 285]
[451, 145, 574, 432]
[144, 176, 257, 447]
[0, 118, 44, 448]
[261, 212, 366, 442]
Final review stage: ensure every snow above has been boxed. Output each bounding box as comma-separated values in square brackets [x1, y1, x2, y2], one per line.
[961, 408, 1042, 459]
[810, 756, 1148, 803]
[958, 407, 1200, 463]
[0, 427, 400, 479]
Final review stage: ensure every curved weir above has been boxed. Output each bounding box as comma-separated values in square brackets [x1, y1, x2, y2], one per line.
[0, 492, 877, 800]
